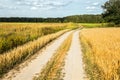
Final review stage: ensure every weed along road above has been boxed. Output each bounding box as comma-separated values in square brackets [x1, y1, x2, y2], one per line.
[2, 31, 73, 80]
[63, 30, 85, 80]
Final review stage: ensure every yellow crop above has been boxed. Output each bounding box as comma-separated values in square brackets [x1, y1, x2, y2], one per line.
[0, 23, 68, 54]
[80, 28, 120, 80]
[0, 23, 78, 77]
[0, 29, 69, 77]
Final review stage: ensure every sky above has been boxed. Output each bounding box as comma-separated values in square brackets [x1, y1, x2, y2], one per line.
[0, 0, 108, 18]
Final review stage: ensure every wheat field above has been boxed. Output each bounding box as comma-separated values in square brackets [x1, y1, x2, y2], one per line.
[0, 23, 79, 77]
[80, 28, 120, 80]
[0, 23, 69, 54]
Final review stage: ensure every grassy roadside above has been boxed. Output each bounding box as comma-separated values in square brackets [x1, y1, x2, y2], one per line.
[34, 33, 73, 80]
[80, 23, 107, 28]
[80, 23, 120, 28]
[0, 29, 70, 78]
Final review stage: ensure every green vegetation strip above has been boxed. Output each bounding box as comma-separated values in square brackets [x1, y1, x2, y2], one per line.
[0, 29, 69, 77]
[80, 23, 107, 28]
[34, 33, 73, 80]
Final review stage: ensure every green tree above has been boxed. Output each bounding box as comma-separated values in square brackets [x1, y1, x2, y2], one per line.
[102, 0, 120, 25]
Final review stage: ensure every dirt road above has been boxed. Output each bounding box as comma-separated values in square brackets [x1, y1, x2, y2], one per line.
[63, 30, 85, 80]
[2, 31, 73, 80]
[2, 30, 86, 80]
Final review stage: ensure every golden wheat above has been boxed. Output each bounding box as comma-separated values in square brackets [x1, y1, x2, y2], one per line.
[0, 23, 69, 54]
[80, 28, 120, 80]
[0, 29, 69, 77]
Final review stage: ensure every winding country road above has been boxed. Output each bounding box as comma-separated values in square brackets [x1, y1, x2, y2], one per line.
[2, 30, 86, 80]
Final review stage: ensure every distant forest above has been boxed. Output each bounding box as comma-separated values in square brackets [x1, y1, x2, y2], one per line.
[0, 15, 103, 23]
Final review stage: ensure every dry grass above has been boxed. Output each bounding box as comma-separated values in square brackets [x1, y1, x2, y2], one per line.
[80, 28, 120, 80]
[34, 33, 73, 80]
[0, 23, 69, 54]
[0, 29, 69, 77]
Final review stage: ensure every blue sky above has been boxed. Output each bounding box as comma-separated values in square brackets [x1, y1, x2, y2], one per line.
[0, 0, 108, 17]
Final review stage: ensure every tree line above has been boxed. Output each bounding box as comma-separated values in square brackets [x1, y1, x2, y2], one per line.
[0, 15, 103, 23]
[0, 0, 119, 25]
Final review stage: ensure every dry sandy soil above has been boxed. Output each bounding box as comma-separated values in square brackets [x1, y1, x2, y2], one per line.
[63, 30, 86, 80]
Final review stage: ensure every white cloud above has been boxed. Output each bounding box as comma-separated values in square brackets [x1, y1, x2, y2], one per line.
[92, 2, 99, 6]
[85, 2, 100, 11]
[86, 6, 96, 10]
[0, 4, 4, 9]
[15, 0, 72, 10]
[0, 0, 72, 11]
[31, 6, 38, 10]
[86, 1, 91, 3]
[0, 4, 17, 9]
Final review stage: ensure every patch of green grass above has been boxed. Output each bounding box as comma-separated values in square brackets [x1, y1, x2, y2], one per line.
[80, 23, 107, 28]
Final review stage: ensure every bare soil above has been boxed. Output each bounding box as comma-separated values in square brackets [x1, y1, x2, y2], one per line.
[63, 30, 86, 80]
